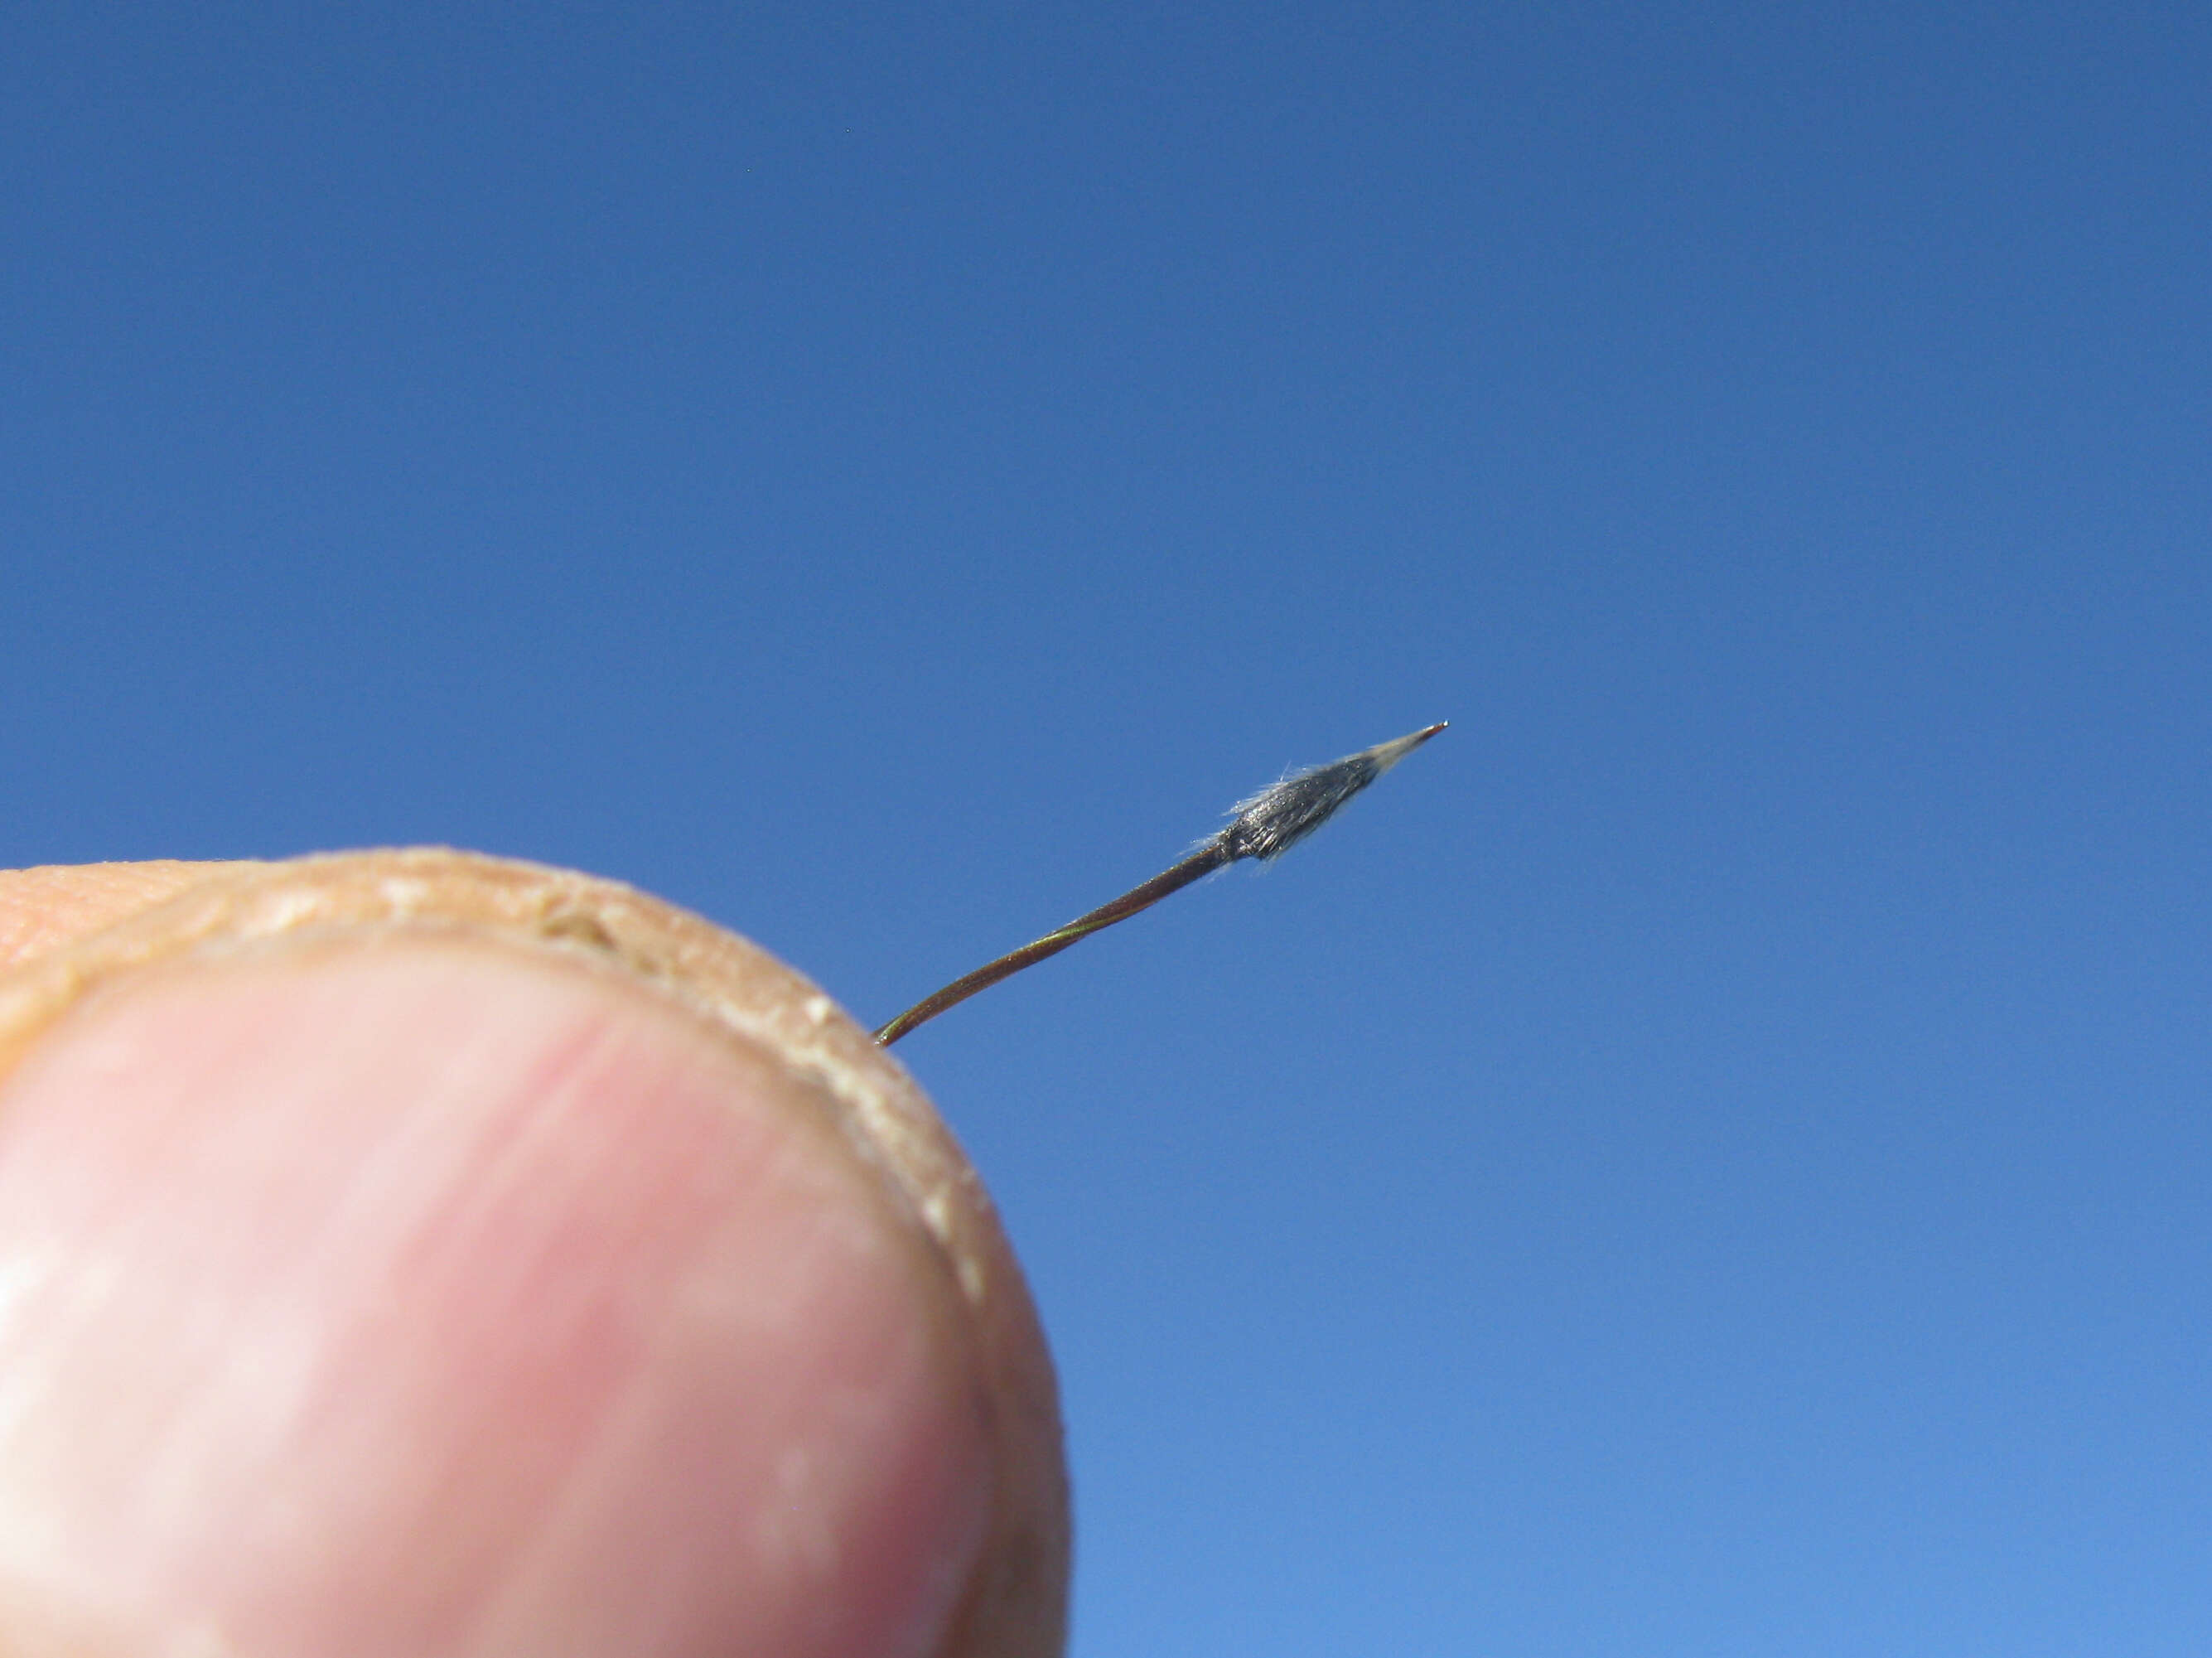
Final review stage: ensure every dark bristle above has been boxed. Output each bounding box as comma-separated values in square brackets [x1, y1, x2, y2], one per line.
[874, 722, 1446, 1044]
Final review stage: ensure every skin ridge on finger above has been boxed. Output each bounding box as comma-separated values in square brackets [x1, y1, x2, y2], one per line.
[0, 861, 267, 974]
[0, 848, 1070, 1658]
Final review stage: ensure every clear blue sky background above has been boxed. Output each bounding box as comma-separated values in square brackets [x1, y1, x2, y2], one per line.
[6, 4, 2210, 1652]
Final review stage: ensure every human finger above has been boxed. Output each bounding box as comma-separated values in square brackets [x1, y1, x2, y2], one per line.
[0, 851, 1068, 1658]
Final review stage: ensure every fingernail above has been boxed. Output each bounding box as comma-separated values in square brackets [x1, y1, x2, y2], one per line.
[0, 937, 991, 1657]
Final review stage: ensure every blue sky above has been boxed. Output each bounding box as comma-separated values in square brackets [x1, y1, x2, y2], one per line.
[6, 3, 2210, 1651]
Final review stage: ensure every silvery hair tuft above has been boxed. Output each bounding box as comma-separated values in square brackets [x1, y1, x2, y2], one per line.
[1219, 753, 1389, 861]
[1215, 723, 1448, 863]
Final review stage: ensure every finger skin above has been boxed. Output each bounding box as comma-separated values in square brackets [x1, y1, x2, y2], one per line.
[0, 863, 249, 972]
[0, 853, 1070, 1658]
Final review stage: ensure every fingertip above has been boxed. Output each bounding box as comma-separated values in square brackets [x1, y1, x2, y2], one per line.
[0, 853, 1065, 1658]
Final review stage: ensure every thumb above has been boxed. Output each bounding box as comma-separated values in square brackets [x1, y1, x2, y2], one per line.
[0, 852, 1066, 1658]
